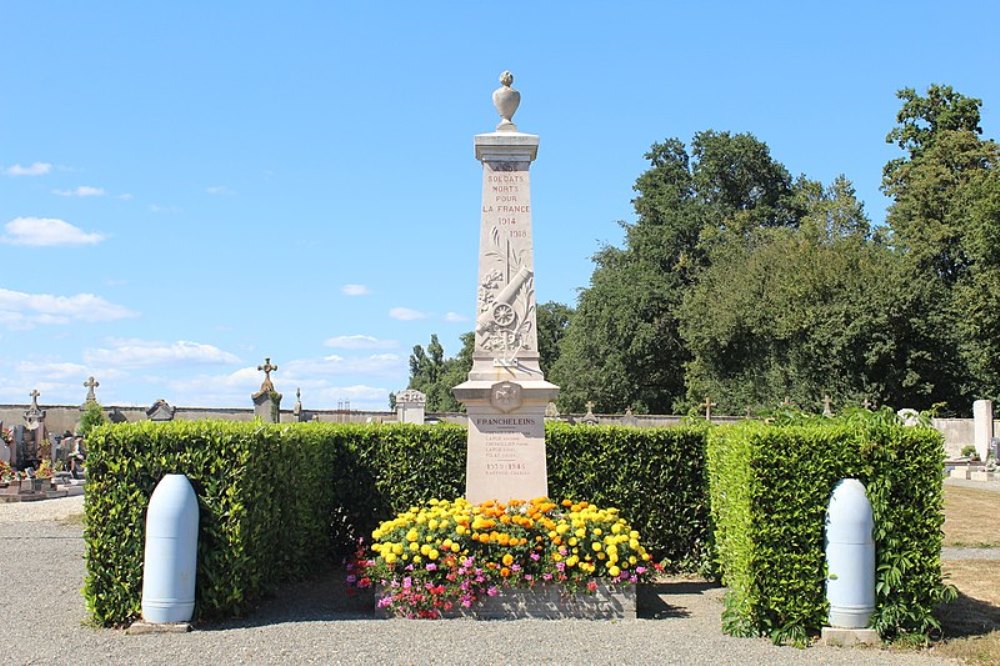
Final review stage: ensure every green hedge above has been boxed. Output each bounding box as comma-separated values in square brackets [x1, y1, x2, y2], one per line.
[707, 411, 953, 643]
[547, 422, 711, 570]
[83, 420, 710, 626]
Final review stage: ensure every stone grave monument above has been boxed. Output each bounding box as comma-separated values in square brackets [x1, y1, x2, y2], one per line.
[395, 389, 427, 425]
[252, 357, 282, 423]
[453, 71, 559, 504]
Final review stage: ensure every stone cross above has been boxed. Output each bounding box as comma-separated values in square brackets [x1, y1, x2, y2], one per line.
[29, 389, 40, 408]
[83, 376, 100, 403]
[702, 396, 717, 421]
[822, 395, 833, 417]
[257, 357, 278, 393]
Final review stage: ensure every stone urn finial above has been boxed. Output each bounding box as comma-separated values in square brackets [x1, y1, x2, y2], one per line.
[492, 70, 520, 132]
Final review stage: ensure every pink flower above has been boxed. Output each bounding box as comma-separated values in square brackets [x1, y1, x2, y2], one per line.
[487, 586, 499, 597]
[425, 563, 437, 571]
[587, 581, 598, 592]
[530, 552, 541, 561]
[542, 573, 553, 581]
[403, 577, 412, 589]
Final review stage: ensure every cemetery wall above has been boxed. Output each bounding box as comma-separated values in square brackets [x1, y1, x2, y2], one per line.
[1, 403, 985, 458]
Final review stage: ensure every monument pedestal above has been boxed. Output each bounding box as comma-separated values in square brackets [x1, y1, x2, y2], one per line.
[454, 376, 558, 504]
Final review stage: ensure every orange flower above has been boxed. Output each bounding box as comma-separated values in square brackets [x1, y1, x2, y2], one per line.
[500, 567, 511, 577]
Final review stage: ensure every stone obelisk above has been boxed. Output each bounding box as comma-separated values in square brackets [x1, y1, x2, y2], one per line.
[453, 71, 559, 504]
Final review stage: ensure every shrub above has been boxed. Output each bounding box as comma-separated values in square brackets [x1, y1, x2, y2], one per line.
[707, 409, 954, 644]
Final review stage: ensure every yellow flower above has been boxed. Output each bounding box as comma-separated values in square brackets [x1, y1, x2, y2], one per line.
[420, 543, 431, 556]
[450, 542, 460, 553]
[568, 537, 578, 547]
[392, 543, 403, 555]
[409, 542, 419, 552]
[384, 552, 397, 565]
[592, 542, 603, 552]
[406, 529, 419, 543]
[502, 553, 514, 566]
[428, 549, 440, 560]
[608, 565, 620, 577]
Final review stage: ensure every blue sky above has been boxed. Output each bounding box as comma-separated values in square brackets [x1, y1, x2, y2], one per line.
[1, 2, 997, 411]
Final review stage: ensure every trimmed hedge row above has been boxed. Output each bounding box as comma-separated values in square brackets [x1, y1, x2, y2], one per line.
[84, 420, 709, 625]
[707, 411, 952, 644]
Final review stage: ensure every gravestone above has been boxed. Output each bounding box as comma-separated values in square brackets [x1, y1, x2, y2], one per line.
[973, 400, 993, 462]
[453, 72, 559, 504]
[252, 357, 282, 423]
[146, 399, 176, 422]
[395, 389, 427, 425]
[12, 425, 26, 467]
[23, 390, 46, 466]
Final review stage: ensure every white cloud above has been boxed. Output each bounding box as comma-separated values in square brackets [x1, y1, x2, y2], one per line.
[1, 217, 104, 246]
[15, 361, 89, 380]
[389, 307, 427, 321]
[444, 312, 468, 322]
[148, 204, 181, 214]
[324, 334, 397, 350]
[53, 185, 105, 197]
[0, 288, 136, 329]
[205, 185, 235, 195]
[84, 339, 241, 369]
[117, 193, 134, 201]
[342, 284, 370, 296]
[287, 353, 402, 377]
[4, 162, 52, 176]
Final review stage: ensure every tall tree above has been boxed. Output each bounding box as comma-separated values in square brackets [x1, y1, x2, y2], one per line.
[679, 176, 963, 412]
[553, 131, 803, 413]
[882, 84, 999, 406]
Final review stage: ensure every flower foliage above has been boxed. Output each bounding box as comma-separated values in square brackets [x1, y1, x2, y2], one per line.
[350, 497, 656, 618]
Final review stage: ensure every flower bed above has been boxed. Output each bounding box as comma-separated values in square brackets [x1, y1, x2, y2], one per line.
[349, 497, 656, 619]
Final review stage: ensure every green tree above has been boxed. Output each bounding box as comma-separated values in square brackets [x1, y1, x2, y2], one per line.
[553, 131, 803, 413]
[78, 401, 108, 438]
[407, 334, 464, 412]
[536, 300, 574, 376]
[882, 84, 999, 407]
[680, 176, 963, 413]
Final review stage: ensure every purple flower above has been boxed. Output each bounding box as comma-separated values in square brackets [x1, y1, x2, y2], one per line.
[403, 577, 412, 589]
[425, 563, 437, 571]
[636, 566, 647, 575]
[486, 586, 499, 597]
[556, 562, 566, 572]
[346, 575, 357, 584]
[511, 564, 521, 572]
[530, 552, 541, 561]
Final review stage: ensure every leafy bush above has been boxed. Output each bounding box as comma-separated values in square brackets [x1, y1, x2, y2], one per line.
[707, 409, 954, 644]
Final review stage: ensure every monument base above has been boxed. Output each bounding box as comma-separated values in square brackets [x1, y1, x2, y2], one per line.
[377, 583, 635, 620]
[820, 627, 880, 647]
[454, 378, 558, 504]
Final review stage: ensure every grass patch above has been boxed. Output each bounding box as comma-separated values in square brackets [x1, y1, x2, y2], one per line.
[943, 485, 1000, 548]
[933, 485, 1000, 664]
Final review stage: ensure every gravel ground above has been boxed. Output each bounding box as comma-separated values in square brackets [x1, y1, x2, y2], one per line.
[0, 496, 962, 666]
